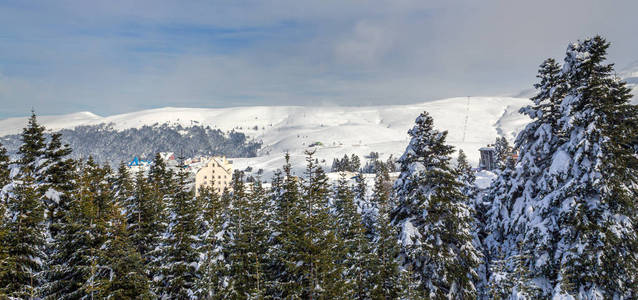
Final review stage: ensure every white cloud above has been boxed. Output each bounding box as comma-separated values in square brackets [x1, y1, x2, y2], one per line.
[0, 0, 637, 117]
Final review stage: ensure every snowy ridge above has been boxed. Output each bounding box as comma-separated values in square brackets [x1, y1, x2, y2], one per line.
[0, 97, 531, 176]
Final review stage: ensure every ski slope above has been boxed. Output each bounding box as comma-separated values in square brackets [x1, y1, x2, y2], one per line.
[0, 97, 531, 177]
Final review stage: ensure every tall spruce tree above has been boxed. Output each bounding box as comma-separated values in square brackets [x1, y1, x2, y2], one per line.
[0, 197, 7, 299]
[391, 111, 481, 298]
[196, 187, 224, 299]
[484, 57, 568, 297]
[0, 112, 48, 298]
[43, 158, 113, 299]
[281, 150, 344, 298]
[269, 153, 302, 297]
[494, 137, 512, 170]
[125, 158, 170, 291]
[549, 36, 638, 298]
[220, 171, 270, 298]
[0, 143, 11, 298]
[156, 165, 200, 299]
[334, 172, 376, 299]
[97, 201, 152, 299]
[195, 185, 225, 298]
[456, 149, 477, 199]
[369, 167, 401, 299]
[17, 110, 47, 180]
[485, 36, 638, 298]
[42, 133, 75, 241]
[0, 142, 10, 189]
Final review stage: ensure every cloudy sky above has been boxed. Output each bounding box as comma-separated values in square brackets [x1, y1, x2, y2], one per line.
[1, 0, 637, 117]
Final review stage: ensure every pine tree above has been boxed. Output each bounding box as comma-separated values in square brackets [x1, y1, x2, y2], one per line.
[220, 171, 270, 298]
[195, 185, 225, 298]
[489, 245, 543, 300]
[156, 165, 200, 299]
[97, 202, 152, 299]
[112, 162, 134, 214]
[549, 36, 638, 298]
[268, 153, 302, 297]
[43, 158, 113, 299]
[125, 159, 169, 291]
[0, 152, 10, 298]
[350, 154, 361, 172]
[0, 142, 10, 189]
[280, 150, 344, 298]
[457, 149, 493, 298]
[0, 172, 46, 298]
[369, 167, 401, 299]
[456, 149, 477, 199]
[334, 172, 375, 299]
[485, 58, 568, 297]
[0, 113, 48, 298]
[243, 178, 271, 298]
[43, 132, 75, 254]
[17, 110, 47, 180]
[391, 111, 481, 298]
[494, 137, 512, 170]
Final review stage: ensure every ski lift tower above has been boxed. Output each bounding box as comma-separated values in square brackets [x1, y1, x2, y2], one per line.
[479, 147, 497, 171]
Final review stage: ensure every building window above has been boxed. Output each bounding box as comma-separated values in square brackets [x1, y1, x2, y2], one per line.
[204, 176, 207, 179]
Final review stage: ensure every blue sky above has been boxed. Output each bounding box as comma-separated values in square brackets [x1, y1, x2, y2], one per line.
[1, 0, 637, 117]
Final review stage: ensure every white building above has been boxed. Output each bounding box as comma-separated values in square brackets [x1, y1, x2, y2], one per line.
[195, 156, 233, 196]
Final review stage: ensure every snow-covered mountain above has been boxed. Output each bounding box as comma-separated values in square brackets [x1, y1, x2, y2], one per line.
[0, 97, 531, 177]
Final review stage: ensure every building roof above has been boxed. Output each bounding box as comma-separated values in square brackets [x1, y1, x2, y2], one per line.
[196, 156, 233, 175]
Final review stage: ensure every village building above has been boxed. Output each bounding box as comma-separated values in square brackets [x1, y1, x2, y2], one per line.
[195, 156, 233, 196]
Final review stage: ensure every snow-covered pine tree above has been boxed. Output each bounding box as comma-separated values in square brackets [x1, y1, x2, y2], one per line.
[548, 36, 638, 298]
[147, 154, 172, 273]
[156, 165, 200, 299]
[300, 150, 343, 298]
[494, 137, 513, 170]
[17, 111, 47, 181]
[126, 157, 170, 292]
[0, 112, 48, 298]
[351, 154, 361, 172]
[334, 172, 376, 298]
[127, 170, 156, 261]
[456, 149, 477, 199]
[42, 133, 74, 241]
[0, 142, 10, 189]
[268, 153, 302, 297]
[488, 243, 543, 299]
[369, 167, 401, 299]
[0, 143, 10, 298]
[194, 185, 225, 298]
[112, 162, 134, 214]
[353, 171, 367, 207]
[97, 201, 152, 299]
[281, 150, 343, 298]
[42, 158, 113, 299]
[0, 172, 46, 298]
[244, 178, 271, 298]
[482, 56, 569, 298]
[391, 111, 480, 298]
[220, 171, 270, 298]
